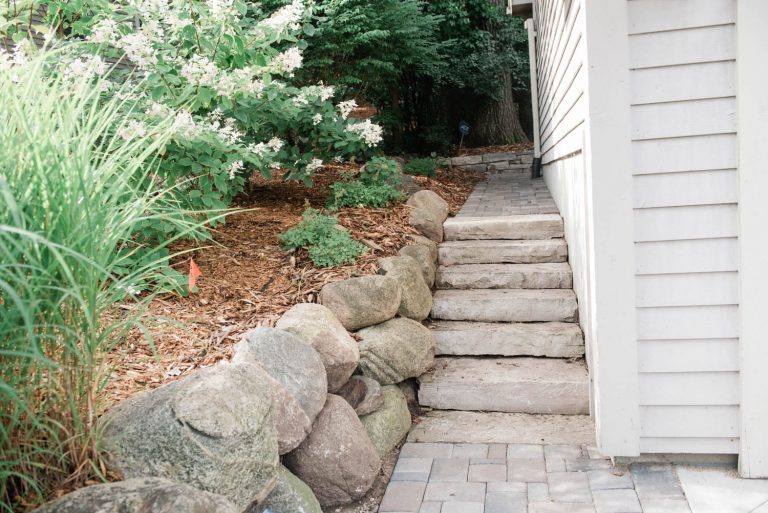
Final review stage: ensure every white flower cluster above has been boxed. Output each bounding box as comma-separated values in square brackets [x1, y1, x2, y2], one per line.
[272, 47, 303, 75]
[181, 55, 219, 88]
[346, 120, 383, 147]
[207, 0, 238, 23]
[337, 99, 357, 120]
[258, 0, 304, 33]
[88, 19, 120, 45]
[118, 119, 148, 141]
[119, 32, 157, 70]
[228, 160, 244, 179]
[306, 158, 323, 173]
[312, 113, 323, 125]
[63, 54, 109, 83]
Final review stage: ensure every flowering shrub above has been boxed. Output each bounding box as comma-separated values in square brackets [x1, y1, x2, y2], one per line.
[1, 0, 384, 222]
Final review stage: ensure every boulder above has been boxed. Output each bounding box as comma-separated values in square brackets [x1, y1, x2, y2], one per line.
[360, 386, 412, 456]
[378, 256, 432, 320]
[337, 375, 384, 416]
[319, 275, 402, 331]
[284, 395, 381, 507]
[398, 174, 423, 195]
[249, 466, 322, 513]
[31, 478, 238, 513]
[357, 318, 436, 385]
[101, 363, 279, 510]
[405, 234, 439, 262]
[407, 190, 449, 222]
[409, 207, 443, 242]
[276, 303, 359, 392]
[233, 328, 327, 453]
[399, 244, 437, 288]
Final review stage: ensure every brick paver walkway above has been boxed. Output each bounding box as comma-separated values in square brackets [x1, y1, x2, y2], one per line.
[457, 175, 558, 217]
[380, 442, 692, 513]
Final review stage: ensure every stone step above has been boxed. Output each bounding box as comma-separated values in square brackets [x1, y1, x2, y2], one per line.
[431, 289, 578, 323]
[430, 321, 584, 358]
[436, 263, 573, 290]
[418, 357, 590, 415]
[407, 410, 595, 445]
[438, 239, 568, 265]
[444, 215, 564, 241]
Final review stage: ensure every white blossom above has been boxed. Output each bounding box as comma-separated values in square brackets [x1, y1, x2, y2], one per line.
[171, 110, 199, 136]
[346, 119, 383, 147]
[88, 19, 120, 45]
[63, 55, 108, 82]
[269, 162, 282, 170]
[208, 117, 243, 145]
[272, 47, 302, 75]
[207, 0, 237, 23]
[118, 119, 148, 141]
[181, 55, 219, 88]
[337, 99, 357, 120]
[147, 101, 172, 118]
[118, 32, 157, 70]
[306, 158, 323, 173]
[248, 142, 270, 157]
[312, 113, 322, 125]
[268, 137, 284, 152]
[258, 0, 304, 33]
[228, 160, 244, 179]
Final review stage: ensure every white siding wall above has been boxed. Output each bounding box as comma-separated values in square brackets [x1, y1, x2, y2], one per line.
[627, 0, 739, 454]
[535, 0, 595, 404]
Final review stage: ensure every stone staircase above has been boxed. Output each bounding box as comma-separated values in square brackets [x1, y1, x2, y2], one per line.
[418, 213, 590, 417]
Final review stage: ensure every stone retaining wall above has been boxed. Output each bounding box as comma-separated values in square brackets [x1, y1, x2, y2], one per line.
[447, 150, 534, 174]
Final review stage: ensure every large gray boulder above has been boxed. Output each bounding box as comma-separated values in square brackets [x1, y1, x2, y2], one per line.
[407, 190, 449, 222]
[378, 256, 432, 321]
[249, 466, 322, 513]
[409, 207, 443, 242]
[31, 478, 238, 513]
[276, 303, 359, 392]
[399, 244, 437, 288]
[406, 234, 439, 261]
[337, 375, 384, 416]
[284, 395, 381, 507]
[101, 363, 279, 510]
[357, 318, 436, 385]
[319, 275, 402, 331]
[360, 386, 412, 457]
[233, 328, 328, 453]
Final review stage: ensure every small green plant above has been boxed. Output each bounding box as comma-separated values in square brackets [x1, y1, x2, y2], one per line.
[280, 209, 368, 267]
[404, 158, 438, 177]
[327, 157, 405, 209]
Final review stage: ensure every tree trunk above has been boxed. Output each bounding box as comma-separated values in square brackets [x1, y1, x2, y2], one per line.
[473, 0, 529, 146]
[473, 74, 528, 145]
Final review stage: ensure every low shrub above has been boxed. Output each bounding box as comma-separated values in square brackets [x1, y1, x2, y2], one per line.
[280, 209, 368, 267]
[327, 157, 405, 209]
[404, 158, 438, 177]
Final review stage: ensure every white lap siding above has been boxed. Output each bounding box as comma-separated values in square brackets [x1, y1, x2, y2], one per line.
[628, 0, 739, 454]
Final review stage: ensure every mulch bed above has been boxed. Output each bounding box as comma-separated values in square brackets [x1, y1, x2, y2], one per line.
[105, 164, 480, 404]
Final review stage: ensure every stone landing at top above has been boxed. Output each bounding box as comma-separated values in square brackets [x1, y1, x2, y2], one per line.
[457, 175, 557, 217]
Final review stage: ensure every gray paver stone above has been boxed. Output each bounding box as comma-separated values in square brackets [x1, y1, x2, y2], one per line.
[392, 458, 433, 482]
[528, 482, 550, 502]
[418, 502, 442, 513]
[507, 457, 547, 483]
[424, 482, 486, 502]
[587, 469, 634, 490]
[545, 445, 583, 460]
[529, 502, 596, 513]
[640, 498, 692, 513]
[442, 501, 484, 513]
[468, 464, 507, 482]
[546, 457, 566, 473]
[487, 482, 527, 493]
[548, 472, 592, 503]
[630, 464, 684, 500]
[566, 457, 614, 472]
[430, 458, 469, 482]
[507, 444, 544, 459]
[379, 481, 427, 513]
[488, 444, 507, 459]
[401, 442, 454, 459]
[484, 491, 527, 513]
[593, 489, 642, 513]
[453, 443, 489, 459]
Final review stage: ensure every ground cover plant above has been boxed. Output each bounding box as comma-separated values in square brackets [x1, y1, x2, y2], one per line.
[404, 158, 439, 177]
[280, 209, 367, 267]
[327, 157, 405, 209]
[0, 51, 220, 512]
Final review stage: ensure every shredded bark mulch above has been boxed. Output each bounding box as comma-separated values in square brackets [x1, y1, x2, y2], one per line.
[104, 164, 480, 404]
[452, 143, 534, 156]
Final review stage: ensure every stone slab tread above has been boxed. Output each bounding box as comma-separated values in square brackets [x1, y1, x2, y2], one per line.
[419, 357, 590, 415]
[429, 320, 584, 358]
[436, 262, 573, 290]
[444, 215, 564, 241]
[438, 239, 568, 265]
[431, 289, 578, 323]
